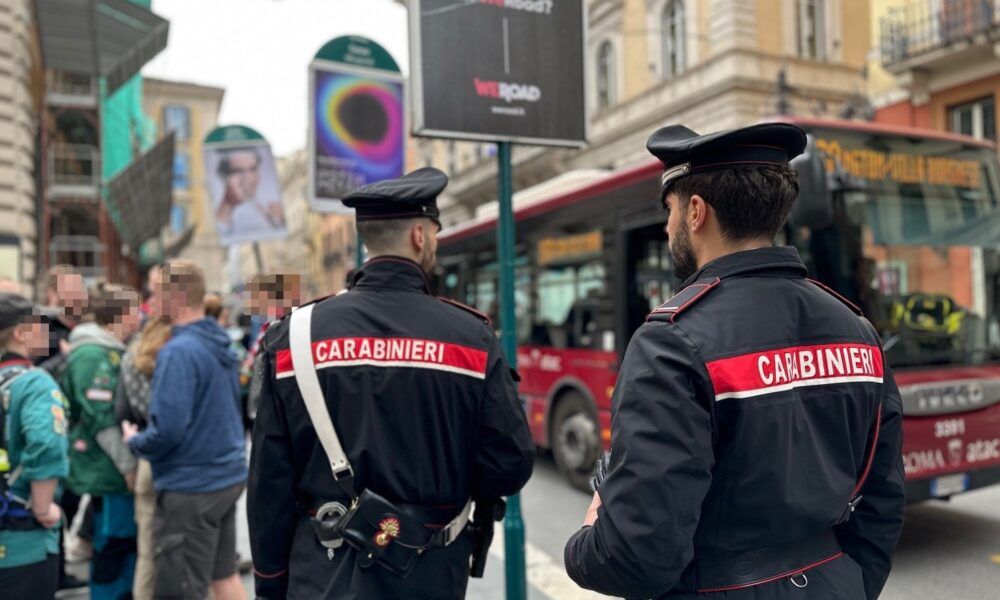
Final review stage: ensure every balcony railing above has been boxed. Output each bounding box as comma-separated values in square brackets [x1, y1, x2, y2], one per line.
[48, 143, 100, 198]
[881, 0, 999, 67]
[45, 70, 98, 107]
[48, 235, 105, 280]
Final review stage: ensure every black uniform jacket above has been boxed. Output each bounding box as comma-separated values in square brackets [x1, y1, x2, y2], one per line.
[248, 257, 534, 599]
[565, 247, 905, 600]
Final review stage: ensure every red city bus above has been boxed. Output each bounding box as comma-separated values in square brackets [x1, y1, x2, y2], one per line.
[436, 117, 1000, 498]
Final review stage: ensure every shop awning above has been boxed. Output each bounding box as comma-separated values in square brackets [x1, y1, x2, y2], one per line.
[105, 132, 175, 250]
[36, 0, 169, 95]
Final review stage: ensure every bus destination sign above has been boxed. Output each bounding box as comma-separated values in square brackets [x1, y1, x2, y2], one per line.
[816, 139, 982, 189]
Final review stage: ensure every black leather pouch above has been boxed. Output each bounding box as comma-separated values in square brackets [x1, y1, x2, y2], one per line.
[337, 489, 433, 577]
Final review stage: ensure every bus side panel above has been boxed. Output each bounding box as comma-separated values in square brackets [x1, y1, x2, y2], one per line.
[900, 404, 1000, 500]
[515, 345, 617, 448]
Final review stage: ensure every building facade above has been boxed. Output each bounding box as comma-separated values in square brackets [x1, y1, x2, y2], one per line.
[870, 0, 998, 144]
[36, 0, 171, 290]
[0, 0, 42, 292]
[402, 0, 873, 225]
[142, 77, 227, 289]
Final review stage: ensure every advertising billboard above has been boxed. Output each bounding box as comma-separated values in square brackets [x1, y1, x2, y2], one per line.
[203, 125, 287, 246]
[309, 36, 406, 213]
[410, 0, 586, 147]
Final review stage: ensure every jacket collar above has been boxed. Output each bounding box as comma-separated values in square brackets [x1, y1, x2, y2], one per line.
[350, 256, 432, 295]
[682, 246, 807, 287]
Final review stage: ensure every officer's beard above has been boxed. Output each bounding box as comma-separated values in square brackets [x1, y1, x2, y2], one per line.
[670, 220, 698, 282]
[419, 231, 437, 274]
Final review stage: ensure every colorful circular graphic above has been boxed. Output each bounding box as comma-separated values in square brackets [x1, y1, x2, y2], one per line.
[316, 72, 403, 181]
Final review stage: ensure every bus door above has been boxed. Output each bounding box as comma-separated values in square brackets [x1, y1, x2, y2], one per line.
[621, 222, 676, 348]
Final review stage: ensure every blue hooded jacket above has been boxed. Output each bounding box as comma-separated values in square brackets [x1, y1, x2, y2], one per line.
[128, 318, 247, 493]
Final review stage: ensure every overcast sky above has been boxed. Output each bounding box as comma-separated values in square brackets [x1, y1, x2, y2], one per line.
[144, 0, 409, 156]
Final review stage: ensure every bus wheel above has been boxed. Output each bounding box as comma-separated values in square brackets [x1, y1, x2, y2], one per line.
[551, 392, 600, 492]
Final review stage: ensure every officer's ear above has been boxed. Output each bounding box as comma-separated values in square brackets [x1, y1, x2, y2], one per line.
[410, 220, 426, 254]
[688, 194, 709, 233]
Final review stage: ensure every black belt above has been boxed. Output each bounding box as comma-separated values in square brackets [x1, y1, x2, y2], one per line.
[302, 499, 461, 530]
[695, 530, 843, 593]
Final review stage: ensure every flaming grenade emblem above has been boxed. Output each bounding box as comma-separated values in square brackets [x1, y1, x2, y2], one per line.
[375, 517, 401, 547]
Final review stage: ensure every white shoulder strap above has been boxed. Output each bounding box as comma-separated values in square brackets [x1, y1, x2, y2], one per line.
[289, 304, 354, 484]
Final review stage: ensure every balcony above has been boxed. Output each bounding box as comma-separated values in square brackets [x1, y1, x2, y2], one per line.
[45, 70, 98, 108]
[49, 235, 105, 281]
[48, 143, 100, 200]
[881, 0, 1000, 74]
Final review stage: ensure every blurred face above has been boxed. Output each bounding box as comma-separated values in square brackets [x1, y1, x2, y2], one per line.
[224, 151, 260, 202]
[55, 274, 87, 319]
[664, 192, 698, 282]
[120, 304, 142, 338]
[154, 282, 186, 322]
[246, 288, 269, 319]
[17, 319, 51, 357]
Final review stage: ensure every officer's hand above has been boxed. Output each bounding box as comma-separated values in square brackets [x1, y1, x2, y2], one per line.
[583, 492, 601, 527]
[124, 470, 136, 492]
[121, 420, 139, 444]
[33, 503, 62, 529]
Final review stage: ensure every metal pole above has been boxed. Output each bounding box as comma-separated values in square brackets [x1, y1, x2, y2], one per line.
[497, 141, 526, 600]
[253, 242, 265, 273]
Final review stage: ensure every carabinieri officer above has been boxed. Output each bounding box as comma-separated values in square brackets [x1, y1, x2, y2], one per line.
[564, 123, 905, 599]
[248, 168, 534, 599]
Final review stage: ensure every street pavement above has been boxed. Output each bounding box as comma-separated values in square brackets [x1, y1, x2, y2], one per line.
[236, 457, 1000, 599]
[62, 455, 1000, 599]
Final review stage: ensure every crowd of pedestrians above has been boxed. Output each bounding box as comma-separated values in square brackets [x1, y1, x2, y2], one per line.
[0, 261, 299, 600]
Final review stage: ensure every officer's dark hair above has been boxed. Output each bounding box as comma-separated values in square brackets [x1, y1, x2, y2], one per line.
[670, 166, 799, 241]
[357, 218, 426, 255]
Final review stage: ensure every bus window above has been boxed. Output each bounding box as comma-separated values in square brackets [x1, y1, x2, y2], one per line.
[795, 129, 1000, 370]
[534, 261, 607, 349]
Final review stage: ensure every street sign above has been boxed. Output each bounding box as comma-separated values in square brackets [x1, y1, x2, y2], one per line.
[203, 125, 287, 246]
[309, 36, 406, 214]
[409, 0, 587, 147]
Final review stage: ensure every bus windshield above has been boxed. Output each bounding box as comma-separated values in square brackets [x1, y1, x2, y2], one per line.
[792, 128, 1000, 370]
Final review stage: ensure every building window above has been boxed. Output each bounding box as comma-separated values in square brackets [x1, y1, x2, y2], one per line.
[163, 105, 191, 141]
[662, 0, 685, 78]
[170, 204, 188, 234]
[949, 96, 997, 141]
[796, 0, 825, 60]
[596, 40, 616, 111]
[172, 152, 190, 189]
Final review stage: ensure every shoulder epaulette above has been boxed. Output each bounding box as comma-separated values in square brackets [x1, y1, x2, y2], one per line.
[807, 278, 862, 316]
[647, 277, 721, 323]
[437, 297, 491, 326]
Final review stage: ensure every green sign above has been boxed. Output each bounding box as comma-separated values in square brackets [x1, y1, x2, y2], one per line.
[204, 124, 266, 146]
[313, 36, 400, 73]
